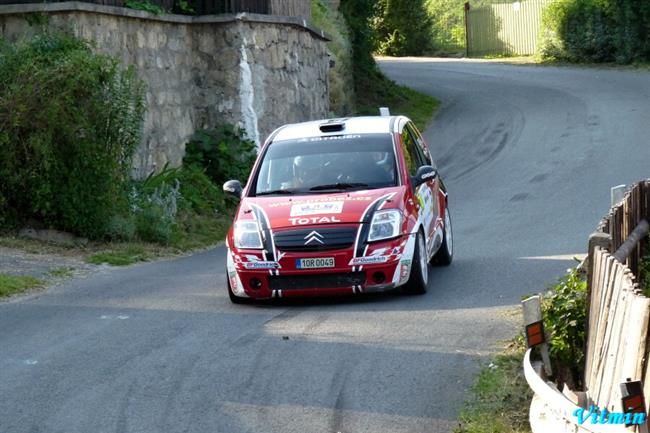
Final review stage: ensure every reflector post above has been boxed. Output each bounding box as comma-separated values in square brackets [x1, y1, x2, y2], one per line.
[525, 320, 546, 348]
[621, 379, 647, 427]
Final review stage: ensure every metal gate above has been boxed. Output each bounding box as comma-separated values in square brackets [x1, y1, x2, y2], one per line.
[465, 0, 552, 56]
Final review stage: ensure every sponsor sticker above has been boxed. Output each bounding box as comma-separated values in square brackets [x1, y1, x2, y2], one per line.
[290, 216, 341, 225]
[349, 256, 389, 266]
[268, 196, 372, 208]
[290, 201, 344, 217]
[228, 271, 238, 290]
[243, 261, 281, 270]
[399, 259, 412, 283]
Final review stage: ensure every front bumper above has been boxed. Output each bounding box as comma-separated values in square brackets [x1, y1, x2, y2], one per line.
[227, 233, 417, 299]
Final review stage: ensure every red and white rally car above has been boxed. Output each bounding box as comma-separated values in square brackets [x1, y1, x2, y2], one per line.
[223, 112, 453, 303]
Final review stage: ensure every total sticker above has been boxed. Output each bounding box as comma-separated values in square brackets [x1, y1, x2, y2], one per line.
[290, 201, 344, 217]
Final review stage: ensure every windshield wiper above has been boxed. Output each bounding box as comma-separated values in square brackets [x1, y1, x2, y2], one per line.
[309, 182, 369, 191]
[256, 189, 297, 196]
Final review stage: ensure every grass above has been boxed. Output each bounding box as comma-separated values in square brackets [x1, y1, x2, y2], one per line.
[0, 274, 44, 297]
[356, 80, 440, 131]
[86, 244, 151, 266]
[48, 267, 75, 278]
[456, 338, 532, 433]
[0, 213, 231, 267]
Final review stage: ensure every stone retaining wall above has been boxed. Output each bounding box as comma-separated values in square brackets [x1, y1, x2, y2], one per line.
[0, 2, 330, 175]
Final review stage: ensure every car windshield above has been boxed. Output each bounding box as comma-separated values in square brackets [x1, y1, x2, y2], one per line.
[253, 134, 398, 196]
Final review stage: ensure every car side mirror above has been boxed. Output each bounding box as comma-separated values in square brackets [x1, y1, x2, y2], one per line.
[411, 165, 437, 188]
[223, 180, 243, 199]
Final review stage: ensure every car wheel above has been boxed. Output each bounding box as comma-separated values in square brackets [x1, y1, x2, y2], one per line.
[227, 276, 252, 304]
[403, 231, 428, 295]
[432, 204, 453, 266]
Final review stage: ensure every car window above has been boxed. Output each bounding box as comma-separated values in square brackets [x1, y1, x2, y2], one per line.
[401, 128, 422, 176]
[407, 123, 434, 167]
[253, 134, 398, 195]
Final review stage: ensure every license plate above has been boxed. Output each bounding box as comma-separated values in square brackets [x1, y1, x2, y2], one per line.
[296, 257, 335, 269]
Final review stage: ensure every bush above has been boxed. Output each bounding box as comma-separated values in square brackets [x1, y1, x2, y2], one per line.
[539, 0, 650, 63]
[183, 124, 257, 187]
[542, 267, 587, 388]
[176, 165, 227, 215]
[126, 166, 182, 244]
[112, 164, 228, 245]
[0, 32, 145, 238]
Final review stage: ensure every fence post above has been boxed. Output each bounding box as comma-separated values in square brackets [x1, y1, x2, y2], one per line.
[464, 2, 470, 57]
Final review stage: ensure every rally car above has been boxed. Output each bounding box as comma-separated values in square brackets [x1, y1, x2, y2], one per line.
[222, 111, 453, 303]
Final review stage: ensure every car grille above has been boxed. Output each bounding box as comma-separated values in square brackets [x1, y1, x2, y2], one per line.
[268, 272, 366, 291]
[273, 227, 357, 252]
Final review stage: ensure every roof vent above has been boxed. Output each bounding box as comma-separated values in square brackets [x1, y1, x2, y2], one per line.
[319, 121, 345, 133]
[379, 107, 391, 116]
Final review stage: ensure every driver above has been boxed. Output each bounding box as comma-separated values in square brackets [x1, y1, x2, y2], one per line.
[283, 155, 321, 189]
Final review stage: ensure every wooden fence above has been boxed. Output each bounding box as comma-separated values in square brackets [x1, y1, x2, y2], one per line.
[465, 0, 552, 56]
[583, 180, 650, 424]
[585, 247, 650, 416]
[0, 0, 311, 17]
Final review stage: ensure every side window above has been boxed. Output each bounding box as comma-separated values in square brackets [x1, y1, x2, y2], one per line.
[400, 128, 420, 176]
[406, 123, 432, 167]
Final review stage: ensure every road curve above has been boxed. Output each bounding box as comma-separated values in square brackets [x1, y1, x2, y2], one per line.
[1, 59, 649, 433]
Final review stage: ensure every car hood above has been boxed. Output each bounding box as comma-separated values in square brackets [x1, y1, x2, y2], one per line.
[238, 187, 406, 230]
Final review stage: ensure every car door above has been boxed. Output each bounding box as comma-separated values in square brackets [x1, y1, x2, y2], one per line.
[405, 122, 440, 256]
[401, 124, 437, 256]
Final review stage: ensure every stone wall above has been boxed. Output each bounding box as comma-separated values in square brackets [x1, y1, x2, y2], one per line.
[0, 2, 330, 175]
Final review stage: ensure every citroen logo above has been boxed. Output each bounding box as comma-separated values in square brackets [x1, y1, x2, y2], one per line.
[304, 231, 324, 245]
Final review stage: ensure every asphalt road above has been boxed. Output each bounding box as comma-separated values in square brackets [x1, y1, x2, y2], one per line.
[2, 59, 649, 433]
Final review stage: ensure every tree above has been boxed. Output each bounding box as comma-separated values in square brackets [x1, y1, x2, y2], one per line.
[373, 0, 433, 56]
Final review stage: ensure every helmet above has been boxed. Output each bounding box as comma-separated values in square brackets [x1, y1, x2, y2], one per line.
[293, 155, 311, 185]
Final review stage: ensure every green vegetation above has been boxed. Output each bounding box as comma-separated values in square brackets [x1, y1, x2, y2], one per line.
[124, 0, 166, 14]
[0, 32, 145, 239]
[541, 267, 587, 388]
[0, 274, 44, 297]
[183, 125, 257, 188]
[311, 0, 355, 115]
[364, 0, 510, 56]
[339, 0, 440, 129]
[0, 32, 250, 265]
[87, 244, 151, 266]
[539, 0, 650, 63]
[373, 0, 433, 56]
[456, 339, 532, 433]
[639, 240, 650, 297]
[48, 267, 75, 278]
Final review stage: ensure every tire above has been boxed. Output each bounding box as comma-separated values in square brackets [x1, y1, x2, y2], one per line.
[432, 204, 453, 266]
[227, 276, 252, 304]
[403, 231, 429, 295]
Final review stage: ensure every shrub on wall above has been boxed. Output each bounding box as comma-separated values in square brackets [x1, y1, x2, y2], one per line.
[183, 124, 257, 187]
[0, 32, 145, 238]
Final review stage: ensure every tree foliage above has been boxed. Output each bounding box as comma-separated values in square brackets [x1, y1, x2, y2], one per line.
[373, 0, 433, 56]
[0, 32, 145, 238]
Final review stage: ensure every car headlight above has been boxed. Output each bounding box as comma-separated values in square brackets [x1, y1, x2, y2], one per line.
[368, 209, 402, 242]
[234, 220, 263, 249]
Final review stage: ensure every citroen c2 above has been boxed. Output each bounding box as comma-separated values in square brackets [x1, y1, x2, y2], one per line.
[222, 112, 453, 303]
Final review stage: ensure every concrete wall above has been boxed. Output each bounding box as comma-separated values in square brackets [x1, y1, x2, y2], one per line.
[0, 2, 330, 175]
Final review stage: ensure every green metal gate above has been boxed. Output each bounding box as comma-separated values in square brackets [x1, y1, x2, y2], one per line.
[465, 0, 552, 56]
